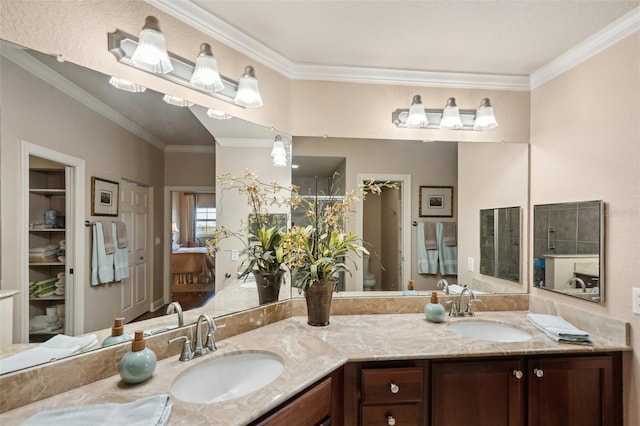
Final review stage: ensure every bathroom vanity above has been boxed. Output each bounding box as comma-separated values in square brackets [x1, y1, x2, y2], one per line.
[0, 309, 628, 426]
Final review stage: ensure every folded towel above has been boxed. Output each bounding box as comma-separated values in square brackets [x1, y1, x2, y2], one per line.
[527, 313, 593, 345]
[115, 221, 129, 248]
[113, 222, 130, 281]
[417, 222, 438, 274]
[424, 222, 437, 250]
[29, 315, 61, 331]
[442, 222, 457, 246]
[0, 334, 96, 374]
[21, 394, 172, 426]
[436, 222, 458, 275]
[92, 222, 115, 285]
[99, 220, 115, 255]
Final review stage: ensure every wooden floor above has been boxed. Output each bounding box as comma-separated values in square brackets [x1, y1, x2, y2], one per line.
[131, 280, 215, 323]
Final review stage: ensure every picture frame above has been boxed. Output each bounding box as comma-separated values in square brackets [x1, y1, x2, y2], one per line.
[91, 177, 119, 216]
[419, 185, 453, 217]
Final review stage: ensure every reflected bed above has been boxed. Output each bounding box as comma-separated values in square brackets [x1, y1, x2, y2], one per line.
[171, 247, 214, 286]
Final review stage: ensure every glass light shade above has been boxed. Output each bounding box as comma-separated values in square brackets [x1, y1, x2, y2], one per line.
[131, 17, 173, 74]
[271, 136, 288, 167]
[206, 109, 233, 120]
[109, 77, 146, 93]
[190, 43, 224, 92]
[439, 97, 463, 129]
[234, 66, 263, 108]
[162, 94, 194, 107]
[473, 98, 498, 130]
[405, 95, 428, 128]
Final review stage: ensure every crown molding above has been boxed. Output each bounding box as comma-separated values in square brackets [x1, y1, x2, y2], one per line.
[531, 6, 640, 89]
[165, 145, 215, 153]
[0, 42, 166, 150]
[147, 0, 530, 91]
[216, 138, 273, 148]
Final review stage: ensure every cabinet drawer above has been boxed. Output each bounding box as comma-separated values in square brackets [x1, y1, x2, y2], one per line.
[258, 377, 332, 425]
[361, 367, 423, 404]
[361, 403, 420, 426]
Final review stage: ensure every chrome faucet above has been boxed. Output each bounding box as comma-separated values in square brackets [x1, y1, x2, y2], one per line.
[168, 335, 194, 362]
[194, 313, 218, 357]
[437, 279, 450, 295]
[568, 277, 587, 293]
[448, 285, 480, 317]
[166, 301, 184, 327]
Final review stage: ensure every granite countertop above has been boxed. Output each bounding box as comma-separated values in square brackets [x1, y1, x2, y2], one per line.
[0, 311, 630, 425]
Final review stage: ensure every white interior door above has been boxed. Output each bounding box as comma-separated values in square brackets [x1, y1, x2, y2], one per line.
[119, 181, 150, 322]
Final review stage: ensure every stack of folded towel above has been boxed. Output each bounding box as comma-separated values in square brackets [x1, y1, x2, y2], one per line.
[54, 272, 65, 296]
[527, 313, 593, 345]
[20, 394, 172, 426]
[29, 315, 63, 334]
[30, 278, 58, 298]
[29, 244, 60, 263]
[0, 333, 98, 375]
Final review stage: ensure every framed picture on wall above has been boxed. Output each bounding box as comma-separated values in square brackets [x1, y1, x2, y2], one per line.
[91, 177, 119, 216]
[419, 185, 453, 217]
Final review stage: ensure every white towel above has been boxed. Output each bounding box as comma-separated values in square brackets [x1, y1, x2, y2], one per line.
[115, 221, 128, 248]
[417, 223, 438, 274]
[112, 222, 130, 281]
[21, 394, 172, 426]
[91, 222, 114, 285]
[527, 313, 593, 345]
[0, 334, 97, 375]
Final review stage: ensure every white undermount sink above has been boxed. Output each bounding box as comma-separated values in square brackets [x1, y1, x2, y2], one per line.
[447, 320, 533, 342]
[170, 352, 284, 404]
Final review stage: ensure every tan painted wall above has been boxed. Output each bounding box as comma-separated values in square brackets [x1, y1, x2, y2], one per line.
[0, 57, 164, 336]
[530, 32, 640, 425]
[458, 142, 529, 292]
[164, 151, 215, 187]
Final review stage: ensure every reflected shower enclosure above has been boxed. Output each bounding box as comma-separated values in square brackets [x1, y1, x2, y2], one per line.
[479, 207, 521, 282]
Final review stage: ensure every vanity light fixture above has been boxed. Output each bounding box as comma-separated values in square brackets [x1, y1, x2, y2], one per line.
[130, 16, 173, 74]
[405, 95, 429, 128]
[271, 135, 289, 167]
[206, 109, 233, 120]
[109, 18, 261, 108]
[108, 77, 146, 93]
[163, 94, 194, 107]
[439, 97, 463, 130]
[473, 98, 498, 130]
[234, 66, 263, 108]
[392, 96, 498, 131]
[190, 43, 224, 93]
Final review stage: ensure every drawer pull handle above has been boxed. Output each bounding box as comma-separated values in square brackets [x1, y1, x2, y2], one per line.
[534, 368, 544, 378]
[513, 370, 523, 379]
[389, 382, 399, 394]
[387, 415, 396, 425]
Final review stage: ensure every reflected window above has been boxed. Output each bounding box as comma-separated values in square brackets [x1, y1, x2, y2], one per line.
[196, 207, 216, 238]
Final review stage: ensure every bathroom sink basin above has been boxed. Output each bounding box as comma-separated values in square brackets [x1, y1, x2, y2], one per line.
[170, 352, 284, 404]
[447, 320, 532, 342]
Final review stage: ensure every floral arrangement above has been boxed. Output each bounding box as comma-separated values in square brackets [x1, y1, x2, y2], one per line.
[282, 179, 395, 293]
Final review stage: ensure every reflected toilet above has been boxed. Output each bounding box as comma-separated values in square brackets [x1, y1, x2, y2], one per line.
[363, 254, 376, 291]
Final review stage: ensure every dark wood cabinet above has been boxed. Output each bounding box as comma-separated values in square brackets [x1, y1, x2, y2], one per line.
[430, 354, 621, 426]
[527, 355, 622, 426]
[431, 358, 525, 426]
[252, 368, 343, 426]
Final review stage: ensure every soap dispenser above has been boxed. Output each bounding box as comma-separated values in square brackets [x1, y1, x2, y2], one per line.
[101, 317, 133, 347]
[424, 291, 446, 323]
[403, 279, 418, 296]
[119, 330, 157, 384]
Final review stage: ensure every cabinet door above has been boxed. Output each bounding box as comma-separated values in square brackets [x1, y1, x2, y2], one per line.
[528, 355, 620, 426]
[257, 377, 332, 426]
[431, 359, 525, 426]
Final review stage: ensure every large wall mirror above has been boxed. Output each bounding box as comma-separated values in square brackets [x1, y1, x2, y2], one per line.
[479, 207, 521, 282]
[533, 201, 604, 304]
[1, 38, 530, 374]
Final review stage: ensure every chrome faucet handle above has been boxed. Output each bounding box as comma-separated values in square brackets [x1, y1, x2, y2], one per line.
[466, 299, 484, 316]
[168, 336, 193, 362]
[204, 318, 226, 352]
[446, 300, 459, 316]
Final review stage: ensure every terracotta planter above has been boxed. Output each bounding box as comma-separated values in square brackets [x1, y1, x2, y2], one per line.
[305, 279, 337, 326]
[253, 272, 284, 305]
